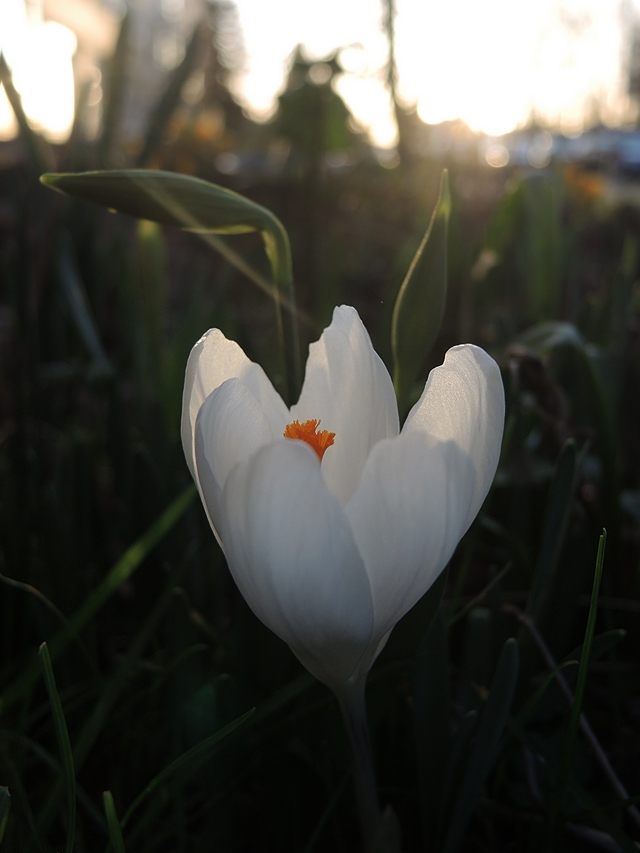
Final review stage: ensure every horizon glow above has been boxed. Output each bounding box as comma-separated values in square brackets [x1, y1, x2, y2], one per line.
[231, 0, 638, 146]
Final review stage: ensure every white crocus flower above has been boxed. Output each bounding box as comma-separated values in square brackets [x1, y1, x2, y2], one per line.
[181, 305, 505, 694]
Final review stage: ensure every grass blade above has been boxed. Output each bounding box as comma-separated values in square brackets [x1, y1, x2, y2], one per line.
[58, 234, 112, 379]
[0, 485, 196, 716]
[527, 439, 578, 619]
[33, 567, 193, 841]
[413, 607, 450, 848]
[0, 787, 9, 846]
[103, 791, 126, 853]
[121, 707, 255, 830]
[38, 643, 76, 853]
[546, 529, 607, 843]
[442, 637, 519, 853]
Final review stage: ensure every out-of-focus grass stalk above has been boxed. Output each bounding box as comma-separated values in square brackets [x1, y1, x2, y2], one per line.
[38, 643, 76, 853]
[0, 485, 196, 716]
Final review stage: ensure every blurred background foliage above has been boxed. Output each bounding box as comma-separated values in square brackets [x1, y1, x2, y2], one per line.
[2, 3, 640, 851]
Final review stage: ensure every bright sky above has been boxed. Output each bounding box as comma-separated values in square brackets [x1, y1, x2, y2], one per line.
[0, 0, 638, 146]
[232, 0, 639, 145]
[0, 0, 76, 142]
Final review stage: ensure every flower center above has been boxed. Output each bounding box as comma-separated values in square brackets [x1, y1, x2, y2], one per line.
[283, 419, 335, 461]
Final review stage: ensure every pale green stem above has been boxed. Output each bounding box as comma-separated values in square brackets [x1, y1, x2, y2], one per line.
[335, 679, 382, 852]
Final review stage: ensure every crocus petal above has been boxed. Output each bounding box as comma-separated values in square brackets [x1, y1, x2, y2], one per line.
[346, 431, 476, 641]
[290, 305, 399, 505]
[181, 328, 289, 480]
[219, 439, 375, 689]
[403, 344, 505, 530]
[194, 378, 274, 542]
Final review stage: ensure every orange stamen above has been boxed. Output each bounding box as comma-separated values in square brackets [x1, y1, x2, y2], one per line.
[283, 419, 335, 461]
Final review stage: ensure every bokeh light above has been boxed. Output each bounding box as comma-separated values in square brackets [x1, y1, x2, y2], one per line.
[0, 0, 77, 143]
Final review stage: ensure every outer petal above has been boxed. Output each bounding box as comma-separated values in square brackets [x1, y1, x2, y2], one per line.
[290, 305, 399, 505]
[404, 344, 505, 530]
[346, 431, 476, 640]
[181, 328, 289, 480]
[219, 440, 375, 689]
[194, 378, 273, 541]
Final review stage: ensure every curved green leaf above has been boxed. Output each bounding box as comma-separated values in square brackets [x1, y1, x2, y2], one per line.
[103, 791, 126, 853]
[121, 707, 255, 830]
[392, 169, 450, 414]
[40, 169, 300, 400]
[39, 643, 76, 853]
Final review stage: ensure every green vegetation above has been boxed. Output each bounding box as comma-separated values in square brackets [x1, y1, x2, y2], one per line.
[1, 22, 640, 852]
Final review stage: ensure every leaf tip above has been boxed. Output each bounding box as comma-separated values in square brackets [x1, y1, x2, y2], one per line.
[40, 173, 62, 191]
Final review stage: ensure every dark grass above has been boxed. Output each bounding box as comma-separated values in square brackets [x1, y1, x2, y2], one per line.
[1, 35, 640, 853]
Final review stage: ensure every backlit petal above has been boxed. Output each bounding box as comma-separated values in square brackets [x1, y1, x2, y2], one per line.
[194, 378, 273, 541]
[346, 431, 475, 640]
[290, 305, 399, 505]
[403, 344, 504, 530]
[181, 328, 288, 480]
[219, 440, 375, 688]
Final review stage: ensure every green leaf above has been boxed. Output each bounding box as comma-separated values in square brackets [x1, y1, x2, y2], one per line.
[0, 484, 196, 716]
[442, 637, 519, 853]
[509, 715, 639, 853]
[563, 628, 626, 671]
[392, 169, 450, 414]
[547, 531, 607, 842]
[41, 169, 278, 235]
[40, 169, 300, 400]
[0, 787, 10, 846]
[103, 791, 126, 853]
[413, 607, 450, 849]
[39, 643, 76, 853]
[527, 439, 578, 620]
[440, 710, 478, 836]
[33, 575, 194, 841]
[58, 233, 112, 379]
[121, 707, 255, 830]
[513, 660, 578, 731]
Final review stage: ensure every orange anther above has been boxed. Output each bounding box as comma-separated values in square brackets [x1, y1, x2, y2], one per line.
[284, 419, 335, 461]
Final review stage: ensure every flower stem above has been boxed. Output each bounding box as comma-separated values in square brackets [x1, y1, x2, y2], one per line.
[336, 680, 382, 852]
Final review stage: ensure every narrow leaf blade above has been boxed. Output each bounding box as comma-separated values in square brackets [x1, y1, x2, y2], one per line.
[121, 707, 255, 829]
[392, 169, 450, 413]
[527, 438, 578, 619]
[443, 637, 519, 853]
[0, 787, 10, 846]
[39, 643, 76, 853]
[413, 607, 450, 848]
[41, 169, 276, 235]
[103, 791, 126, 853]
[0, 484, 196, 715]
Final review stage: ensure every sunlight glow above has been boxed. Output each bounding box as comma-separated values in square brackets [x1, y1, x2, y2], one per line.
[0, 0, 77, 143]
[231, 0, 636, 146]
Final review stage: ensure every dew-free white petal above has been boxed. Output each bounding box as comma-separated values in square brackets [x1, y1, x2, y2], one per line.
[346, 431, 475, 640]
[290, 305, 399, 505]
[219, 440, 375, 688]
[404, 344, 504, 530]
[181, 328, 289, 479]
[194, 378, 273, 542]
